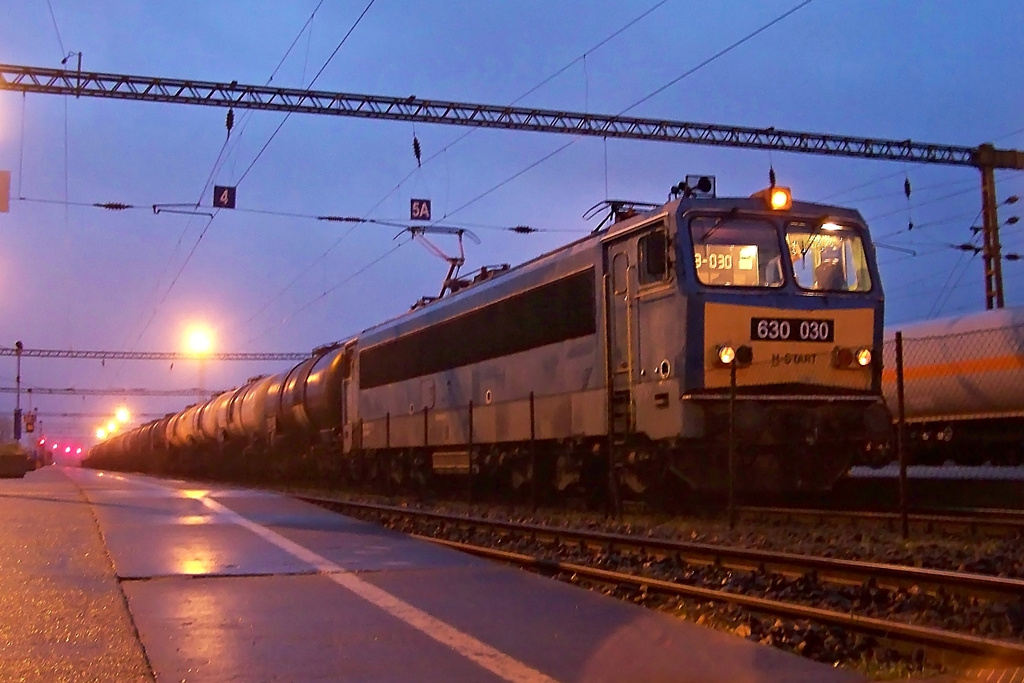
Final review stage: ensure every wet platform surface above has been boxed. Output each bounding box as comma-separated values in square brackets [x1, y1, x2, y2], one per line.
[1, 466, 871, 682]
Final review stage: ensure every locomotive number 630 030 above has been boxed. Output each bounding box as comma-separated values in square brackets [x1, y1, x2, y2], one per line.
[750, 317, 834, 342]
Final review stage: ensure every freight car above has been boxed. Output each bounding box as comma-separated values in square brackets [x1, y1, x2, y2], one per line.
[881, 306, 1024, 465]
[87, 177, 891, 497]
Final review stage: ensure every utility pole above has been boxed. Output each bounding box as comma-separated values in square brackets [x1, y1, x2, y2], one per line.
[973, 144, 1024, 309]
[13, 341, 22, 442]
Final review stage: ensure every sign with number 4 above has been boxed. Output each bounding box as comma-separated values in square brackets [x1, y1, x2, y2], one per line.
[213, 185, 237, 209]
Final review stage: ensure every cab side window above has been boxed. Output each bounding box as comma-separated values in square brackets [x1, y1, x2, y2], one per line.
[638, 228, 669, 285]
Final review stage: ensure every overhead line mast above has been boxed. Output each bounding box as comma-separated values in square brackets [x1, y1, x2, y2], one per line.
[1, 63, 1022, 307]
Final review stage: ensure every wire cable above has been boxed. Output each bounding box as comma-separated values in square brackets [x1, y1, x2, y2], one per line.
[436, 0, 819, 222]
[235, 0, 377, 186]
[245, 237, 411, 344]
[231, 1, 662, 339]
[619, 0, 816, 114]
[123, 1, 375, 358]
[45, 0, 67, 56]
[350, 0, 672, 226]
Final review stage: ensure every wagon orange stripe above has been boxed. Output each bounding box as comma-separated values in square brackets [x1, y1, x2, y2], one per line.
[881, 354, 1024, 383]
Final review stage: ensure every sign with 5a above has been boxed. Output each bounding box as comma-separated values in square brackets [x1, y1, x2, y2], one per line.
[410, 198, 431, 221]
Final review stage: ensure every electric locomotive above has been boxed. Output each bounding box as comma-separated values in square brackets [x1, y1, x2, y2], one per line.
[87, 176, 890, 497]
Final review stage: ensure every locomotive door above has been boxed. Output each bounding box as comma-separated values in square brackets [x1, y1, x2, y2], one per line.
[605, 239, 637, 434]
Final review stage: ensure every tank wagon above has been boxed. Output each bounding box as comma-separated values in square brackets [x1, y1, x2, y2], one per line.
[87, 177, 890, 496]
[881, 306, 1024, 465]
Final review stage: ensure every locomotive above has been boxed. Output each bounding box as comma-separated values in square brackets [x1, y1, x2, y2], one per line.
[87, 176, 891, 497]
[881, 306, 1024, 466]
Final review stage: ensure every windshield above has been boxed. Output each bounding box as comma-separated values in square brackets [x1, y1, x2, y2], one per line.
[689, 216, 784, 287]
[785, 222, 872, 292]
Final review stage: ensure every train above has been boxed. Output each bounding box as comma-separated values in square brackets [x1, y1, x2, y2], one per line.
[881, 306, 1024, 466]
[85, 176, 891, 498]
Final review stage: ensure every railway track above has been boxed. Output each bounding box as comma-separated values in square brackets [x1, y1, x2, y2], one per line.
[737, 505, 1024, 536]
[300, 496, 1024, 666]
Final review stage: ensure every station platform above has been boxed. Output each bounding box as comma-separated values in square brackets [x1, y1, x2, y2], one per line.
[0, 466, 868, 682]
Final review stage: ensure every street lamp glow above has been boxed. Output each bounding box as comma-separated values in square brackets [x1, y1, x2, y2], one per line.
[96, 428, 107, 440]
[106, 421, 118, 434]
[115, 406, 130, 423]
[185, 326, 214, 355]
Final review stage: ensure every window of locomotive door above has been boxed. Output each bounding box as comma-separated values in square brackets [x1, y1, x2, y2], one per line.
[611, 251, 630, 371]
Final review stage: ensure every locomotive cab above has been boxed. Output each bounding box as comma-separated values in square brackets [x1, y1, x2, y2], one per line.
[604, 178, 889, 493]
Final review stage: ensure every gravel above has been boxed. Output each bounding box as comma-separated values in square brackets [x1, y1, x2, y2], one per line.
[342, 495, 1024, 681]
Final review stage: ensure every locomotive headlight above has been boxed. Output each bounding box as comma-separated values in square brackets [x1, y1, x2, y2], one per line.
[735, 345, 754, 365]
[716, 344, 753, 366]
[717, 345, 736, 365]
[855, 348, 872, 366]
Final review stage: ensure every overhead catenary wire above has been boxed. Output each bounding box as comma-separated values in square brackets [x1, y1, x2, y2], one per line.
[45, 0, 67, 57]
[245, 237, 412, 344]
[235, 0, 675, 339]
[107, 1, 331, 387]
[433, 0, 820, 225]
[119, 1, 376, 361]
[241, 1, 820, 344]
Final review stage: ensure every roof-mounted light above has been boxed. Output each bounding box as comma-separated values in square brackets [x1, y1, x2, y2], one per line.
[769, 187, 792, 210]
[751, 186, 792, 210]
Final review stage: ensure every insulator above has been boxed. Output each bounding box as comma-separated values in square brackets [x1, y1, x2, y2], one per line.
[510, 225, 536, 234]
[768, 166, 776, 188]
[226, 108, 235, 132]
[94, 202, 132, 211]
[317, 215, 361, 223]
[1006, 216, 1019, 225]
[413, 135, 422, 167]
[904, 177, 911, 199]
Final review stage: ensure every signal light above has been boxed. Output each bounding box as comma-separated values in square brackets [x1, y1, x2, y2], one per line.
[856, 348, 872, 366]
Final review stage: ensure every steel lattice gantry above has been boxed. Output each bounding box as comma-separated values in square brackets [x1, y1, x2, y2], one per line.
[1, 62, 1023, 306]
[0, 62, 1009, 166]
[0, 387, 208, 397]
[0, 347, 308, 361]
